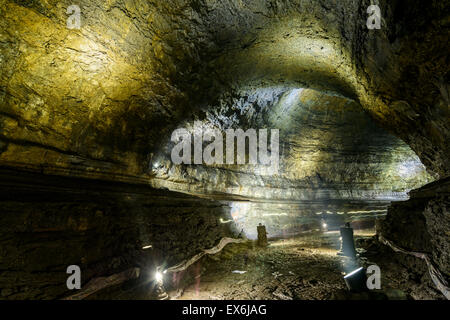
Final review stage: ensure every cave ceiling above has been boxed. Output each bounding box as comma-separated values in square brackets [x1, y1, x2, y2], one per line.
[0, 0, 448, 197]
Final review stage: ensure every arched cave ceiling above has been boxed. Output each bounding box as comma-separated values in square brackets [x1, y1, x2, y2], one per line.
[0, 0, 448, 195]
[150, 87, 433, 200]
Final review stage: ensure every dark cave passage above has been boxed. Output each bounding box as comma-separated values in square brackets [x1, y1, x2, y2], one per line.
[0, 0, 448, 302]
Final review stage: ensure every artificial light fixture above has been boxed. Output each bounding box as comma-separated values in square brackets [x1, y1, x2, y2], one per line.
[155, 271, 163, 283]
[154, 267, 168, 300]
[343, 267, 367, 292]
[320, 219, 328, 231]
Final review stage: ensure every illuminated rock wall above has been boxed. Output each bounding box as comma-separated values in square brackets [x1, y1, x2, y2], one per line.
[0, 0, 448, 181]
[150, 88, 434, 200]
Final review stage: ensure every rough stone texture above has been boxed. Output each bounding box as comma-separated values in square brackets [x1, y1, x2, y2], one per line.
[424, 197, 450, 277]
[0, 0, 206, 180]
[0, 0, 448, 300]
[150, 88, 434, 200]
[379, 178, 450, 281]
[0, 0, 448, 181]
[358, 236, 445, 300]
[0, 168, 236, 299]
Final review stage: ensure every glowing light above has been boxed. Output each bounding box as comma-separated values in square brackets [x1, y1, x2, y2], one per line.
[220, 218, 233, 224]
[229, 202, 254, 239]
[343, 267, 367, 292]
[280, 88, 303, 112]
[344, 267, 364, 279]
[155, 271, 163, 283]
[142, 245, 152, 249]
[263, 213, 288, 217]
[322, 223, 327, 228]
[347, 209, 387, 214]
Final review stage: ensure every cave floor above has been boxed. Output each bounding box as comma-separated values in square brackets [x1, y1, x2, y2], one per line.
[92, 230, 389, 300]
[86, 224, 447, 300]
[174, 232, 352, 300]
[168, 230, 440, 301]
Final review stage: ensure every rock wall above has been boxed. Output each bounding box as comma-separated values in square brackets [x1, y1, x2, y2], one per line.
[0, 167, 236, 299]
[378, 178, 450, 281]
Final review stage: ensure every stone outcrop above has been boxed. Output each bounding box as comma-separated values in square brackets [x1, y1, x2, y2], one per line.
[0, 168, 236, 299]
[378, 178, 450, 285]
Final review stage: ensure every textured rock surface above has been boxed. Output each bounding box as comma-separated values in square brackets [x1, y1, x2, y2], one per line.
[0, 0, 448, 181]
[150, 88, 434, 200]
[358, 236, 445, 300]
[0, 0, 448, 300]
[378, 178, 450, 281]
[0, 168, 236, 299]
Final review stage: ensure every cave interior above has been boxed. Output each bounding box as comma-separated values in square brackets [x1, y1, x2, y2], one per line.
[0, 0, 449, 300]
